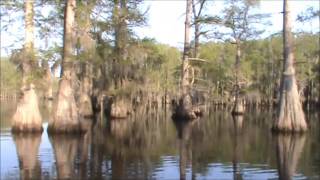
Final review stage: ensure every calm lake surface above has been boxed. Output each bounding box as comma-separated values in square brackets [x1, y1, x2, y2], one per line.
[1, 101, 319, 180]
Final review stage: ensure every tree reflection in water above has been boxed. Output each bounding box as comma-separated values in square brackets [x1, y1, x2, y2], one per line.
[88, 112, 173, 179]
[13, 133, 42, 180]
[274, 133, 306, 180]
[173, 119, 198, 180]
[47, 118, 93, 180]
[49, 134, 82, 179]
[232, 115, 244, 180]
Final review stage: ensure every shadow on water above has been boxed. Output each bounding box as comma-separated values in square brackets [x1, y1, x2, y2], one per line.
[13, 133, 42, 179]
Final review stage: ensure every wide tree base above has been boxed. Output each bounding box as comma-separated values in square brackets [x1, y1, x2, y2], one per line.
[272, 75, 308, 133]
[11, 86, 43, 133]
[231, 100, 244, 116]
[172, 96, 203, 120]
[271, 125, 307, 133]
[12, 126, 43, 133]
[47, 124, 83, 134]
[108, 98, 132, 119]
[48, 79, 82, 134]
[172, 109, 202, 120]
[79, 94, 94, 119]
[172, 104, 203, 120]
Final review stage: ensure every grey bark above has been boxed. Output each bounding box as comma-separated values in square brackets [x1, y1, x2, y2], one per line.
[272, 0, 307, 132]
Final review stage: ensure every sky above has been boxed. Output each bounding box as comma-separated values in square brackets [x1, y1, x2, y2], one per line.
[135, 0, 319, 49]
[1, 0, 319, 56]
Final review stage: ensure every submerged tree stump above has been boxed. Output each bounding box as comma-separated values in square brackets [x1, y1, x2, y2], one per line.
[12, 84, 43, 133]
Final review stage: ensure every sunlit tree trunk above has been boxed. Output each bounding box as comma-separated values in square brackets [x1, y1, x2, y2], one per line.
[13, 134, 42, 180]
[272, 0, 307, 132]
[12, 0, 43, 133]
[48, 0, 81, 133]
[174, 0, 200, 119]
[181, 0, 191, 96]
[232, 40, 244, 115]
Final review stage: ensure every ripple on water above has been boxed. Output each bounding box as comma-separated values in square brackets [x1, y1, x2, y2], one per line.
[152, 156, 180, 179]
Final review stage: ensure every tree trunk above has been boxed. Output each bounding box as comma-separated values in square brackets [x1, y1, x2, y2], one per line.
[272, 0, 307, 132]
[79, 63, 94, 118]
[77, 1, 95, 118]
[232, 40, 244, 115]
[113, 0, 128, 89]
[49, 0, 81, 133]
[192, 0, 205, 59]
[12, 0, 43, 133]
[181, 0, 192, 95]
[194, 22, 200, 59]
[44, 61, 53, 100]
[13, 133, 42, 180]
[174, 0, 200, 119]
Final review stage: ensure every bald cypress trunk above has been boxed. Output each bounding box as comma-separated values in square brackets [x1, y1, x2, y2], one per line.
[77, 2, 95, 118]
[12, 0, 43, 133]
[174, 0, 201, 119]
[48, 0, 81, 133]
[232, 40, 244, 115]
[272, 0, 307, 132]
[113, 0, 128, 89]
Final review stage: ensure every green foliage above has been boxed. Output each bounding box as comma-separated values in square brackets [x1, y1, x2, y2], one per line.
[0, 58, 21, 92]
[197, 33, 319, 99]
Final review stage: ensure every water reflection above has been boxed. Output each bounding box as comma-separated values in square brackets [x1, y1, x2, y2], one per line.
[274, 134, 306, 180]
[49, 134, 82, 179]
[232, 115, 244, 180]
[173, 119, 197, 180]
[1, 105, 320, 179]
[13, 133, 42, 179]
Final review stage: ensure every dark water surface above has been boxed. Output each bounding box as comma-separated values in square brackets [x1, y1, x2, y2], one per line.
[1, 101, 320, 179]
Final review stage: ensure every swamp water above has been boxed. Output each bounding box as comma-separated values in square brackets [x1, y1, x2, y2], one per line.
[1, 101, 320, 179]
